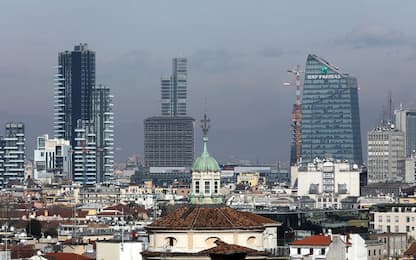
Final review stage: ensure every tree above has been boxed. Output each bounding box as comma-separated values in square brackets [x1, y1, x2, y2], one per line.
[26, 219, 42, 238]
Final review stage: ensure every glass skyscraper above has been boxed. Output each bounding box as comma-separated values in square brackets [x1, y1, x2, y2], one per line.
[144, 58, 194, 171]
[161, 58, 187, 116]
[54, 43, 95, 145]
[300, 54, 362, 164]
[54, 44, 114, 183]
[395, 108, 416, 157]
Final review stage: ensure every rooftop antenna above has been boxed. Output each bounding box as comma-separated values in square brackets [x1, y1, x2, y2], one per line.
[201, 114, 210, 137]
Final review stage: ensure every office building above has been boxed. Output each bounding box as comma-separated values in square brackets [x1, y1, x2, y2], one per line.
[54, 43, 95, 145]
[367, 126, 405, 183]
[1, 122, 25, 186]
[93, 85, 114, 182]
[395, 108, 416, 157]
[144, 116, 194, 168]
[33, 134, 72, 182]
[300, 54, 362, 164]
[161, 58, 187, 116]
[72, 120, 97, 184]
[143, 58, 193, 174]
[54, 44, 114, 183]
[405, 156, 416, 183]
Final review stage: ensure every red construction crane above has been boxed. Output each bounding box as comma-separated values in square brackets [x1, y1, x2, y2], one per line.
[286, 65, 304, 165]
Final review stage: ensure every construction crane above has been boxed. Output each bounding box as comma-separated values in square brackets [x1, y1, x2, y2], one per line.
[286, 65, 304, 165]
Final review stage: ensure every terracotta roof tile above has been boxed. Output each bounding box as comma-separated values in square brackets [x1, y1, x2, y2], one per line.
[200, 240, 268, 256]
[404, 241, 416, 256]
[147, 205, 278, 230]
[290, 235, 332, 246]
[46, 252, 92, 260]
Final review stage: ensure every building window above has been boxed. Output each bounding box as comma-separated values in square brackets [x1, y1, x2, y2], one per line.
[205, 237, 220, 247]
[247, 236, 256, 246]
[205, 181, 210, 194]
[368, 250, 371, 256]
[395, 216, 399, 223]
[297, 248, 301, 255]
[310, 248, 313, 255]
[320, 248, 325, 255]
[407, 216, 410, 223]
[378, 216, 383, 222]
[164, 237, 177, 247]
[387, 216, 391, 223]
[214, 181, 218, 194]
[195, 181, 200, 194]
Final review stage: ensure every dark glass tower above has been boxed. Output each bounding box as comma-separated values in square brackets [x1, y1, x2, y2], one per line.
[300, 54, 362, 164]
[54, 43, 96, 146]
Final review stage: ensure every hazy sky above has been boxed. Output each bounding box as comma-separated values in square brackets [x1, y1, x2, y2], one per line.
[1, 1, 416, 164]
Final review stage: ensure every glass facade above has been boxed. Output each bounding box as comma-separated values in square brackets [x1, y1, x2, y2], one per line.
[161, 58, 187, 116]
[300, 54, 362, 164]
[55, 43, 95, 146]
[395, 109, 416, 157]
[144, 116, 194, 168]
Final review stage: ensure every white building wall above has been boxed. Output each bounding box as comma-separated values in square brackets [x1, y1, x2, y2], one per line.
[373, 210, 416, 239]
[296, 160, 360, 209]
[405, 157, 416, 183]
[346, 234, 367, 260]
[96, 241, 143, 260]
[149, 229, 274, 254]
[34, 134, 72, 181]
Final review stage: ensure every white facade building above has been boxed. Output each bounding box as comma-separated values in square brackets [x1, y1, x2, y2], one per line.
[96, 240, 143, 260]
[34, 134, 72, 182]
[73, 120, 97, 184]
[371, 204, 416, 239]
[367, 126, 405, 183]
[395, 108, 416, 157]
[405, 156, 416, 183]
[292, 159, 360, 209]
[289, 233, 383, 260]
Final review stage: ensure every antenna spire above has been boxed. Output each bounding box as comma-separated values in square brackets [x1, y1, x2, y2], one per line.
[201, 114, 210, 137]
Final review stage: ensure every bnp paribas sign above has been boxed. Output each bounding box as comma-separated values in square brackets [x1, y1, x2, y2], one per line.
[306, 74, 341, 80]
[306, 65, 342, 80]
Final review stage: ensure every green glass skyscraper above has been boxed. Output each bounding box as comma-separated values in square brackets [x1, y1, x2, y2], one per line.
[300, 54, 362, 164]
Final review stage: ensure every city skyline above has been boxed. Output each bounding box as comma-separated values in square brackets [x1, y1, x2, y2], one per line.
[2, 1, 416, 163]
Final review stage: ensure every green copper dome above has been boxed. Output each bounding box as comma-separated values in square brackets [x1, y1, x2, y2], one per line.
[192, 136, 220, 172]
[192, 114, 220, 172]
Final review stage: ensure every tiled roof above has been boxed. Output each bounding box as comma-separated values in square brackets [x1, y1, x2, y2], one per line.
[290, 235, 332, 246]
[46, 253, 92, 260]
[147, 205, 278, 230]
[404, 241, 416, 256]
[200, 240, 268, 256]
[0, 244, 36, 259]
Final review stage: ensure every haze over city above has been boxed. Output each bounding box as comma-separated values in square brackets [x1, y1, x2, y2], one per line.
[1, 1, 416, 163]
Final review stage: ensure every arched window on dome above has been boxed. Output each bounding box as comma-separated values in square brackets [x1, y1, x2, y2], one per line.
[205, 237, 220, 247]
[204, 181, 210, 194]
[164, 237, 177, 247]
[247, 236, 257, 246]
[195, 181, 200, 194]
